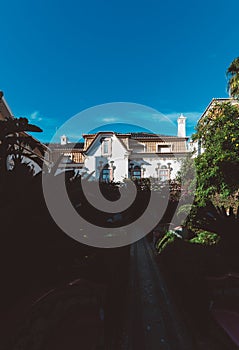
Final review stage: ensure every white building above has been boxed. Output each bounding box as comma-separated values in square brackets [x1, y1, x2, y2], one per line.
[51, 115, 190, 182]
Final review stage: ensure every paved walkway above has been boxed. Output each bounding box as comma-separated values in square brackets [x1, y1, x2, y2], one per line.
[125, 238, 195, 350]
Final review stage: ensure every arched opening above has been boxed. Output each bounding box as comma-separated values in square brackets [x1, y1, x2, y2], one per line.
[100, 164, 111, 182]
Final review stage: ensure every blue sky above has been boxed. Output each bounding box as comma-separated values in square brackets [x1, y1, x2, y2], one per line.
[1, 0, 239, 142]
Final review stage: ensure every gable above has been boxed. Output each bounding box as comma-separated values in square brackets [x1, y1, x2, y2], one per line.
[84, 132, 128, 158]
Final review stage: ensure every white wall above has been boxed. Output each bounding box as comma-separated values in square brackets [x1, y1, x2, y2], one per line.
[84, 134, 129, 182]
[84, 133, 186, 182]
[130, 157, 182, 180]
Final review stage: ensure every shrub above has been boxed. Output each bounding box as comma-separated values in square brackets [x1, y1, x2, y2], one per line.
[190, 230, 219, 246]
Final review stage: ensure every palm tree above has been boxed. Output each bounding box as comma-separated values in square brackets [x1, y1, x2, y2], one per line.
[0, 117, 44, 174]
[227, 57, 239, 99]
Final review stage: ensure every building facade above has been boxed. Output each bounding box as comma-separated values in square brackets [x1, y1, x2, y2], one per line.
[49, 115, 189, 182]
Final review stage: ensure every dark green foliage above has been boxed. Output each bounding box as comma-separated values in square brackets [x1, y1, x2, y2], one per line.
[0, 117, 44, 177]
[192, 102, 239, 206]
[190, 230, 219, 246]
[0, 117, 42, 139]
[156, 230, 176, 253]
[227, 56, 239, 99]
[176, 154, 196, 194]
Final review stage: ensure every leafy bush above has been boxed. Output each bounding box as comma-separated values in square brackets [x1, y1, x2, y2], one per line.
[190, 230, 219, 246]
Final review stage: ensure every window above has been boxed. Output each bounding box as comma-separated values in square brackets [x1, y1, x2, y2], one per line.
[100, 164, 111, 182]
[101, 138, 111, 155]
[130, 165, 141, 179]
[103, 140, 109, 154]
[157, 144, 171, 153]
[158, 165, 169, 182]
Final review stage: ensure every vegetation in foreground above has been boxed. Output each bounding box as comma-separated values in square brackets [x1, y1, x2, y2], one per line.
[155, 57, 239, 347]
[1, 54, 239, 348]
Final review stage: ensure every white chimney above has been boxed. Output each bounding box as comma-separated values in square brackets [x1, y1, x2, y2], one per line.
[177, 114, 186, 137]
[61, 135, 68, 145]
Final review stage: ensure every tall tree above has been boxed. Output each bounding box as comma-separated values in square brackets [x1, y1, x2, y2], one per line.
[227, 57, 239, 99]
[192, 102, 239, 206]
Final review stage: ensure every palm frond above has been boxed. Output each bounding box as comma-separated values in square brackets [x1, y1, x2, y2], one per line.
[227, 57, 239, 98]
